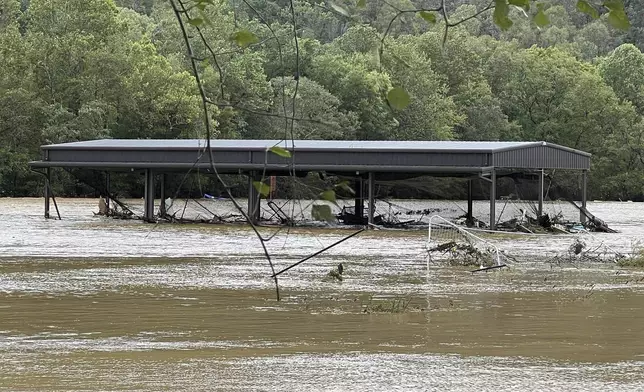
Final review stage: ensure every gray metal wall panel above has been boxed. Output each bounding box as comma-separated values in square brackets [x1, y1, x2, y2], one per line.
[47, 149, 491, 168]
[47, 149, 246, 165]
[257, 151, 489, 167]
[42, 143, 589, 172]
[493, 146, 589, 170]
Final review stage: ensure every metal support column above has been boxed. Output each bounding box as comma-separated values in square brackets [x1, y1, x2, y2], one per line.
[354, 177, 364, 223]
[159, 173, 166, 216]
[367, 172, 375, 225]
[144, 169, 155, 222]
[581, 170, 588, 223]
[538, 169, 544, 216]
[466, 179, 473, 226]
[489, 169, 496, 230]
[44, 168, 51, 219]
[105, 171, 111, 211]
[247, 171, 260, 224]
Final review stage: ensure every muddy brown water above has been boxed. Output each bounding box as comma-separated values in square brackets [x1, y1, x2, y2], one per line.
[1, 198, 644, 391]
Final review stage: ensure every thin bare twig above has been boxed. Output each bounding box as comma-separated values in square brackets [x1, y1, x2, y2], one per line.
[447, 1, 494, 28]
[287, 0, 300, 177]
[179, 2, 225, 100]
[379, 2, 495, 67]
[171, 0, 281, 300]
[379, 6, 442, 71]
[205, 100, 337, 127]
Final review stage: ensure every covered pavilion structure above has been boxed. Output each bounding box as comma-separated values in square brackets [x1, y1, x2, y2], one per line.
[29, 139, 591, 229]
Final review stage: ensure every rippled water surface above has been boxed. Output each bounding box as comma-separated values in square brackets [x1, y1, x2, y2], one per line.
[1, 198, 644, 391]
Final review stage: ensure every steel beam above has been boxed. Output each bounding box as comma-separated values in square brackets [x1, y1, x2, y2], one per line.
[489, 169, 496, 230]
[581, 170, 588, 223]
[159, 173, 166, 216]
[538, 169, 544, 216]
[367, 172, 375, 225]
[105, 171, 112, 211]
[247, 171, 260, 223]
[144, 169, 155, 222]
[44, 168, 51, 219]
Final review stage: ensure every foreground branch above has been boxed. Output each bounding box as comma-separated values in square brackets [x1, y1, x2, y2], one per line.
[171, 0, 281, 300]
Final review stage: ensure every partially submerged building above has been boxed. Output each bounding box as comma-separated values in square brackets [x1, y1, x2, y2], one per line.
[29, 139, 591, 229]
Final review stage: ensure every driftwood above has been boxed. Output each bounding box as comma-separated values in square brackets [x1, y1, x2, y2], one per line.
[96, 196, 136, 219]
[566, 199, 617, 233]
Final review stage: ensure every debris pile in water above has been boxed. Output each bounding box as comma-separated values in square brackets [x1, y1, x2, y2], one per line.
[427, 241, 496, 268]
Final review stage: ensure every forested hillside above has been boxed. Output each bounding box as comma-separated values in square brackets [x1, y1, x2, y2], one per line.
[0, 0, 643, 199]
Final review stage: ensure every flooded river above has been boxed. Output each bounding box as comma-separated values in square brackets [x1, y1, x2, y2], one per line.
[1, 198, 644, 391]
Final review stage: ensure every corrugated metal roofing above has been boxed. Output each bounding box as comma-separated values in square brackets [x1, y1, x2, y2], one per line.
[32, 139, 591, 173]
[44, 139, 556, 153]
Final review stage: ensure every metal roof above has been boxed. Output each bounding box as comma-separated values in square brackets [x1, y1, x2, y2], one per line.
[41, 139, 589, 153]
[30, 139, 591, 174]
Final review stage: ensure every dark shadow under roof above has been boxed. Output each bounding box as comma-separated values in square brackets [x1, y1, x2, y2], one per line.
[29, 139, 591, 175]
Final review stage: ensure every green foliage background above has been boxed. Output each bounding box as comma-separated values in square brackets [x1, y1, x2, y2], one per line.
[0, 0, 643, 200]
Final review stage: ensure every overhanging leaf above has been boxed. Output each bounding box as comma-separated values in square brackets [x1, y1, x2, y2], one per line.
[387, 87, 410, 110]
[576, 0, 599, 19]
[533, 9, 550, 27]
[319, 189, 338, 205]
[607, 9, 631, 30]
[603, 0, 624, 10]
[188, 18, 204, 27]
[268, 146, 292, 158]
[230, 30, 259, 48]
[195, 0, 215, 9]
[334, 181, 355, 195]
[199, 11, 214, 27]
[418, 11, 437, 24]
[356, 0, 366, 8]
[252, 181, 271, 197]
[508, 0, 530, 10]
[493, 0, 513, 30]
[328, 1, 351, 17]
[311, 204, 335, 222]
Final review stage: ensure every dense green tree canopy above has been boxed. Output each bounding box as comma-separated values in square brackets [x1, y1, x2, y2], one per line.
[0, 0, 642, 200]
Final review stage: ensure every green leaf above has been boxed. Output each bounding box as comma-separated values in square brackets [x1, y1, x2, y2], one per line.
[312, 204, 336, 222]
[356, 0, 366, 8]
[319, 189, 338, 205]
[195, 0, 215, 8]
[607, 9, 631, 30]
[334, 181, 355, 195]
[230, 30, 259, 48]
[187, 18, 204, 27]
[508, 0, 530, 10]
[252, 181, 271, 197]
[418, 11, 436, 24]
[576, 0, 599, 18]
[328, 1, 351, 17]
[603, 0, 624, 10]
[387, 87, 411, 110]
[493, 0, 514, 30]
[268, 146, 292, 158]
[199, 11, 214, 27]
[533, 9, 550, 26]
[390, 52, 412, 68]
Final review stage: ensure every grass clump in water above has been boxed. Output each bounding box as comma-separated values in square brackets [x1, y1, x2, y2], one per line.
[361, 295, 412, 314]
[617, 247, 644, 268]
